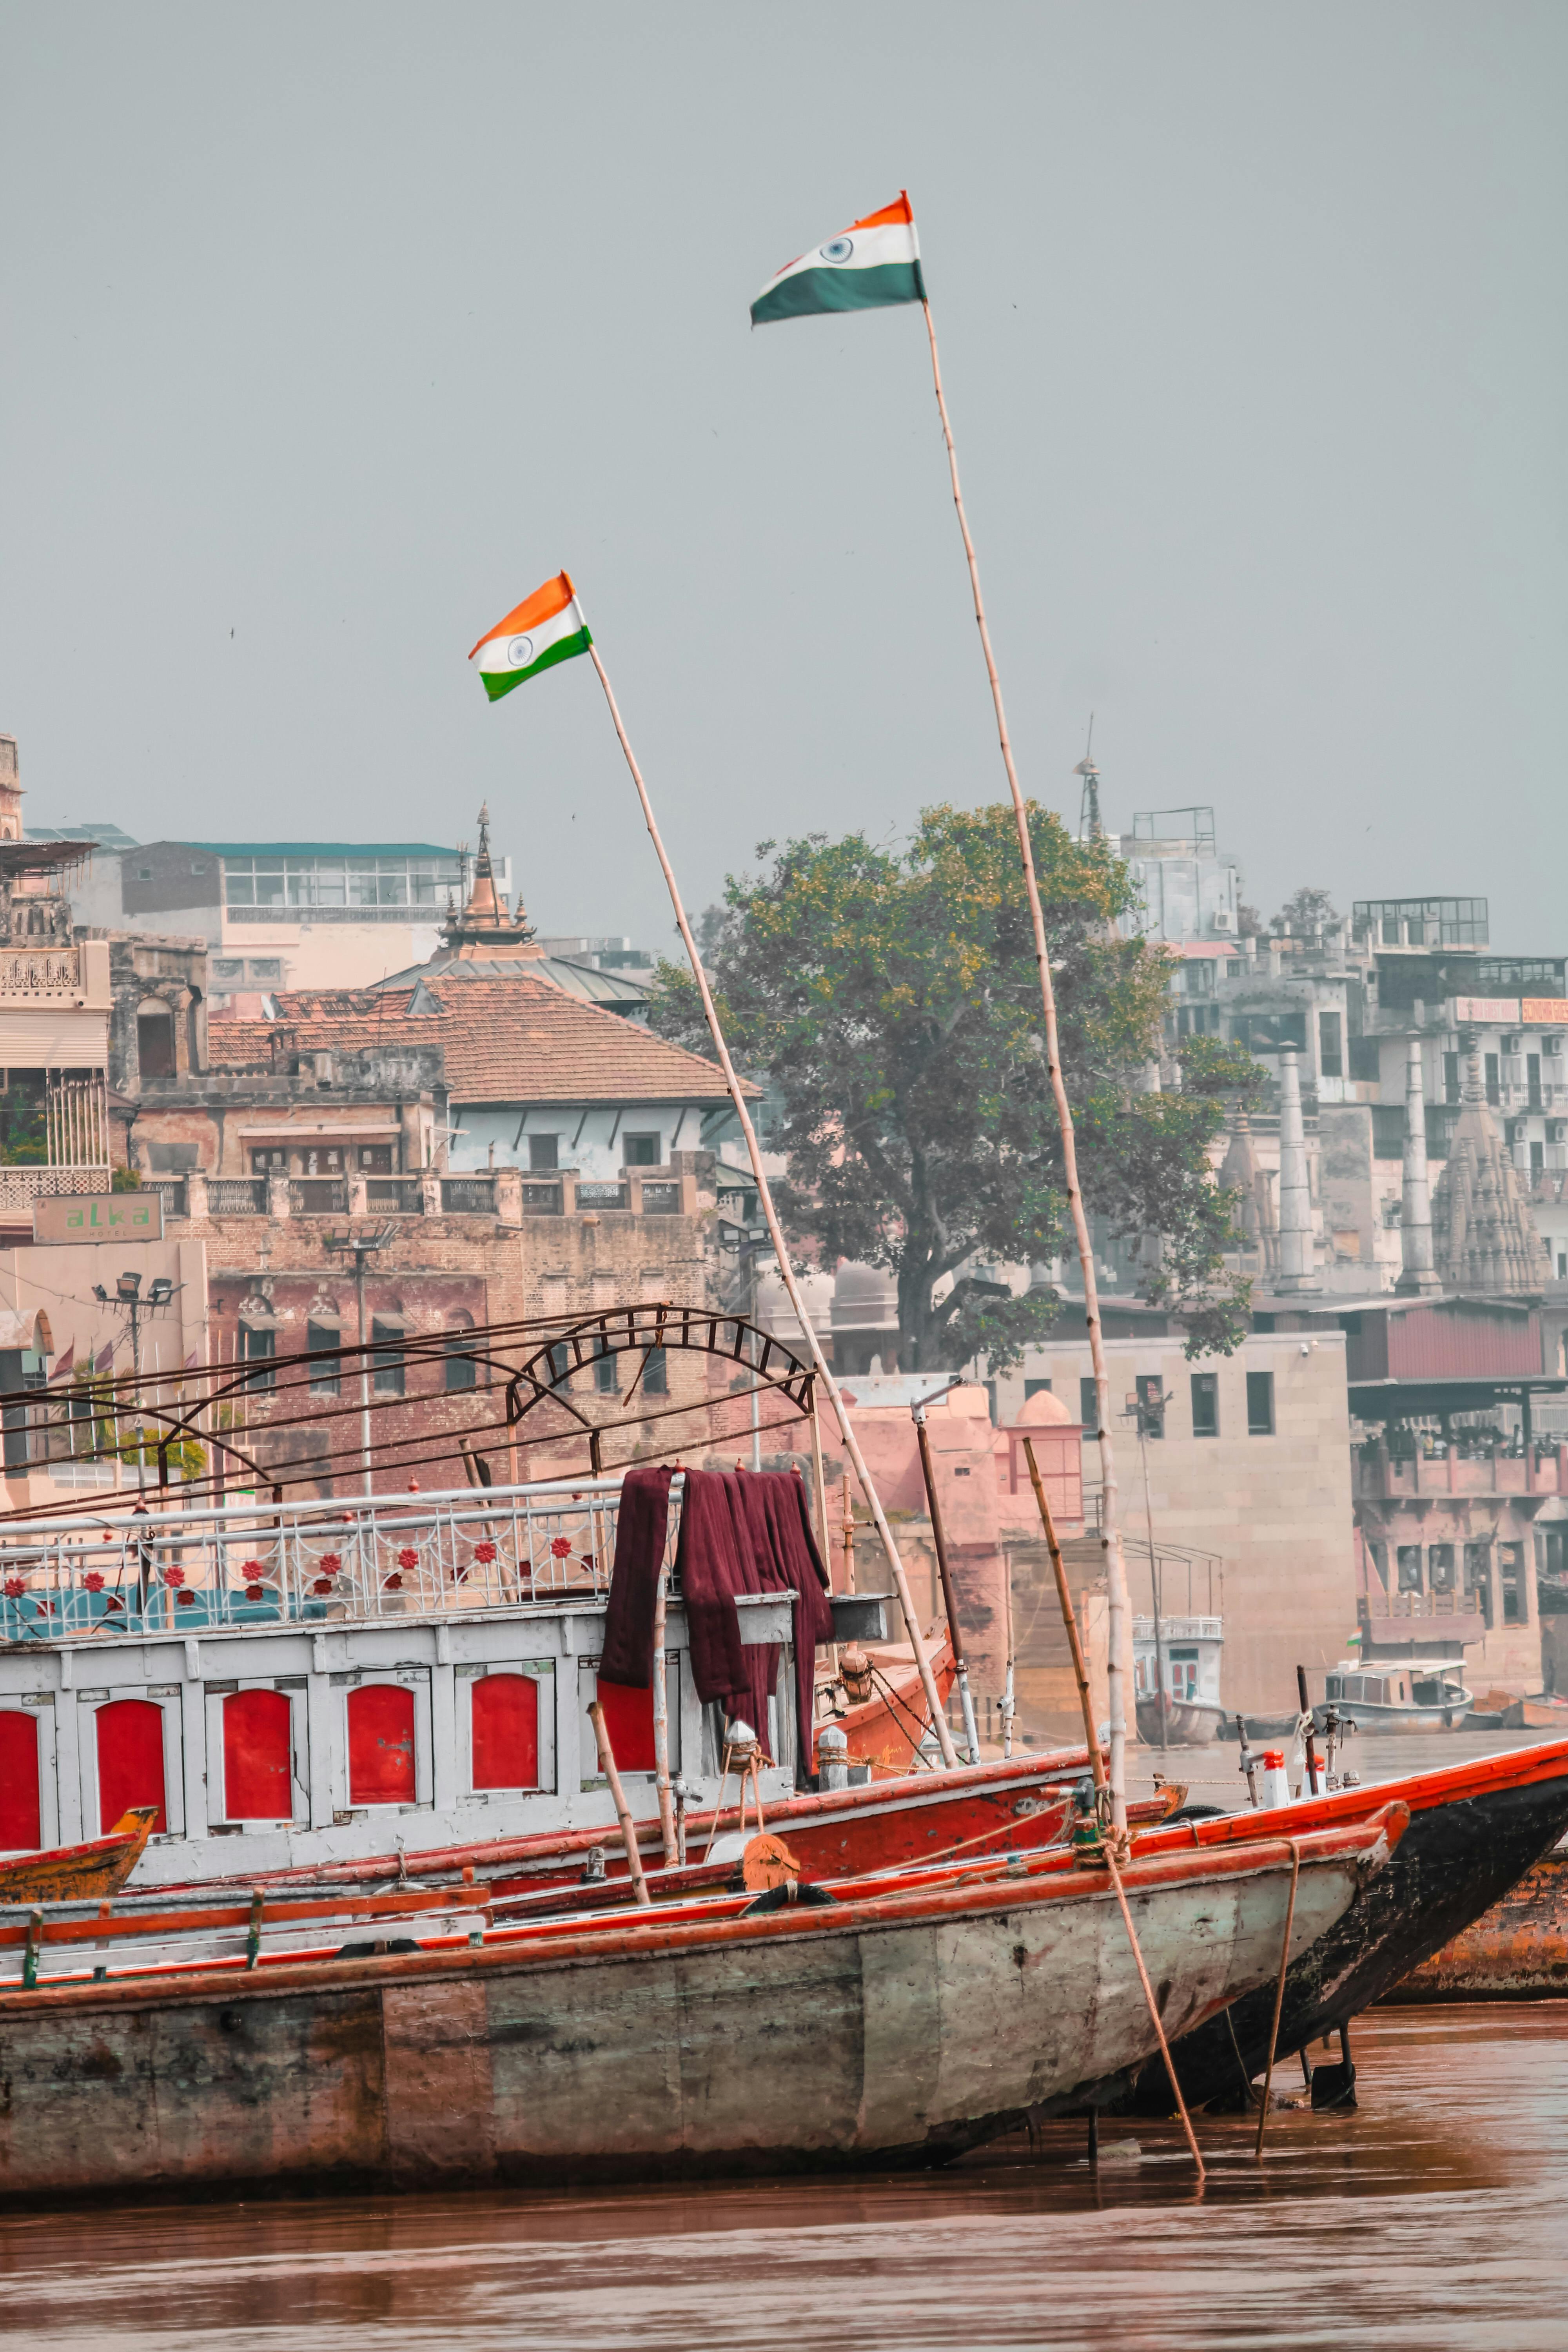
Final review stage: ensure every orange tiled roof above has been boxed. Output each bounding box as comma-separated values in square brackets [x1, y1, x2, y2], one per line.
[206, 975, 747, 1103]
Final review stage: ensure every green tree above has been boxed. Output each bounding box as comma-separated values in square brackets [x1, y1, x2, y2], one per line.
[1277, 885, 1337, 933]
[651, 802, 1258, 1371]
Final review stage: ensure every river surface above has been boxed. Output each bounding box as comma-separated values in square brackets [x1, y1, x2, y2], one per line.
[6, 1726, 1566, 2350]
[5, 2007, 1566, 2348]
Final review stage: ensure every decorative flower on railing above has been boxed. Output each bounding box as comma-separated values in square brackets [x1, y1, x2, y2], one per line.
[397, 1546, 419, 1572]
[320, 1553, 342, 1575]
[240, 1558, 270, 1603]
[383, 1572, 404, 1592]
[84, 1572, 105, 1593]
[550, 1535, 572, 1559]
[3, 1577, 24, 1600]
[311, 1577, 336, 1595]
[163, 1566, 185, 1588]
[473, 1541, 497, 1566]
[177, 1591, 196, 1607]
[105, 1593, 124, 1612]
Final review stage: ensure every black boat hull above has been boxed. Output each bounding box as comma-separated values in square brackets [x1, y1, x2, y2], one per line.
[1115, 1764, 1568, 2113]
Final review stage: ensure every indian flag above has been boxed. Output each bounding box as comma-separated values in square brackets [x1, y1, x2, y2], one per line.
[469, 572, 592, 702]
[750, 192, 924, 327]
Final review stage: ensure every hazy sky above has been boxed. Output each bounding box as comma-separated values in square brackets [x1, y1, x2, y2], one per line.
[2, 4, 1563, 953]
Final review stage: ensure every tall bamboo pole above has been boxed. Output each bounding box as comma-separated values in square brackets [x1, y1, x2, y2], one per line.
[920, 297, 1132, 1829]
[587, 643, 958, 1765]
[650, 1570, 679, 1867]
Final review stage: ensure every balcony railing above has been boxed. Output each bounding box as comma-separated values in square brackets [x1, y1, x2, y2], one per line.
[0, 1165, 111, 1211]
[366, 1176, 426, 1212]
[441, 1176, 495, 1214]
[0, 1476, 683, 1646]
[208, 1177, 267, 1216]
[0, 946, 85, 997]
[521, 1182, 563, 1216]
[290, 1178, 347, 1214]
[577, 1181, 628, 1210]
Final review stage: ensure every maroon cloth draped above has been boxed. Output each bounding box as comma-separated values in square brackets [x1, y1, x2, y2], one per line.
[597, 1463, 674, 1688]
[675, 1467, 837, 1773]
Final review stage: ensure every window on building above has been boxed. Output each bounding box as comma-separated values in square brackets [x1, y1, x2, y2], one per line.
[528, 1133, 560, 1172]
[1427, 1543, 1455, 1592]
[1500, 1542, 1526, 1624]
[1348, 1037, 1381, 1083]
[1529, 1055, 1543, 1108]
[642, 1346, 668, 1396]
[548, 1343, 572, 1390]
[1397, 1544, 1424, 1593]
[1443, 1052, 1461, 1104]
[1365, 1539, 1388, 1592]
[1024, 1377, 1053, 1403]
[307, 1321, 341, 1396]
[1532, 1140, 1545, 1176]
[1245, 1370, 1275, 1436]
[1190, 1372, 1218, 1437]
[1464, 1542, 1493, 1626]
[1134, 1374, 1165, 1439]
[623, 1133, 661, 1167]
[1372, 1106, 1406, 1161]
[444, 1314, 477, 1393]
[593, 1350, 619, 1394]
[240, 1321, 276, 1393]
[1318, 1011, 1343, 1079]
[371, 1319, 405, 1396]
[1485, 1054, 1501, 1106]
[136, 1007, 175, 1080]
[1079, 1376, 1099, 1432]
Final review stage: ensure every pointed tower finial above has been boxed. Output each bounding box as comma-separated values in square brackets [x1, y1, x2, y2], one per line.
[1074, 716, 1102, 841]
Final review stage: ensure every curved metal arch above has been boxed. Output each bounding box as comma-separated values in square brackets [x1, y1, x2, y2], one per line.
[503, 1303, 813, 1432]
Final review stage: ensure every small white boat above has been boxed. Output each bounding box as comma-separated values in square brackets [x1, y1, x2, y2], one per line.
[1319, 1660, 1473, 1733]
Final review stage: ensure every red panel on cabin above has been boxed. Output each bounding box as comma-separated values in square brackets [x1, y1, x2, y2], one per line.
[347, 1684, 416, 1805]
[470, 1674, 540, 1791]
[223, 1688, 294, 1820]
[96, 1699, 167, 1835]
[595, 1676, 657, 1773]
[0, 1711, 42, 1850]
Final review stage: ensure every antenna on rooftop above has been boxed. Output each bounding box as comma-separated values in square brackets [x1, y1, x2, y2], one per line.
[1074, 715, 1102, 841]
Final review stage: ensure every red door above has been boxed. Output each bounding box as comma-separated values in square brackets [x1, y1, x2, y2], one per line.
[471, 1674, 539, 1790]
[96, 1699, 167, 1835]
[0, 1711, 41, 1849]
[594, 1676, 656, 1772]
[223, 1689, 294, 1820]
[347, 1684, 416, 1805]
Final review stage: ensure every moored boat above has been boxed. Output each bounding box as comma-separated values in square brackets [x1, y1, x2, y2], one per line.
[0, 1810, 158, 1904]
[1315, 1659, 1473, 1733]
[0, 1809, 1401, 2198]
[1383, 1840, 1568, 2001]
[1114, 1734, 1568, 2112]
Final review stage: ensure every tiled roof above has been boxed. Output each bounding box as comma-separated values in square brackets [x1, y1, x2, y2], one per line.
[206, 975, 747, 1103]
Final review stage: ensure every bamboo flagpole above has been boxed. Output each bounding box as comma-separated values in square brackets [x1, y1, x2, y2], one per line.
[748, 198, 1132, 1826]
[468, 576, 959, 1762]
[584, 642, 961, 1769]
[917, 291, 1132, 1833]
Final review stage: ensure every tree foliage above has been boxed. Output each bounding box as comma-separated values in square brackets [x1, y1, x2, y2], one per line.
[651, 802, 1256, 1371]
[1277, 885, 1337, 933]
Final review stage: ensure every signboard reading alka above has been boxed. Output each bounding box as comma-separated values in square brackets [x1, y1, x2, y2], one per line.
[31, 1191, 165, 1245]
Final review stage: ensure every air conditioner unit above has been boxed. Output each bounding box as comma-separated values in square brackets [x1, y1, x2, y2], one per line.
[1210, 910, 1238, 935]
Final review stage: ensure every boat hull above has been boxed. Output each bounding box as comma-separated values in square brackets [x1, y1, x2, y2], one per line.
[0, 1826, 1387, 2201]
[1117, 1737, 1568, 2112]
[0, 1811, 157, 1904]
[1312, 1700, 1473, 1733]
[1136, 1699, 1229, 1747]
[1385, 1846, 1568, 2000]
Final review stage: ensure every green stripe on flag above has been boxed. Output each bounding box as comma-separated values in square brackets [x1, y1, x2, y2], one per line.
[481, 626, 593, 700]
[750, 260, 926, 327]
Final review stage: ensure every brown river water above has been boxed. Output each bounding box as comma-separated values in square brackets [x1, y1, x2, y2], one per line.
[4, 1729, 1566, 2350]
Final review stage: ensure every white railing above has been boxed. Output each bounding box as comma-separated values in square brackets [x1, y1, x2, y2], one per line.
[0, 1166, 109, 1209]
[1132, 1615, 1223, 1644]
[0, 1476, 683, 1644]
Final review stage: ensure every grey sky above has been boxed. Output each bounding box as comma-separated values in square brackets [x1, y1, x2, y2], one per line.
[2, 4, 1563, 953]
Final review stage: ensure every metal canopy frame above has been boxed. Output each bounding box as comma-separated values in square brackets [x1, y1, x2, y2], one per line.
[0, 1303, 817, 1528]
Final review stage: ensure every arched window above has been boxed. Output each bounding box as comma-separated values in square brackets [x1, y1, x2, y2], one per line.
[136, 1000, 176, 1080]
[347, 1684, 415, 1805]
[445, 1310, 477, 1393]
[0, 1711, 41, 1849]
[594, 1677, 656, 1773]
[471, 1674, 539, 1790]
[95, 1698, 167, 1834]
[222, 1689, 293, 1820]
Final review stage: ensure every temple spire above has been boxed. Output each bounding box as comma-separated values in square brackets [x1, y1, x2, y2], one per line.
[1395, 1037, 1441, 1295]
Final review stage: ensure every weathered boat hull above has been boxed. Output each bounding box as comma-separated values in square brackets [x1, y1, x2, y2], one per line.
[0, 1811, 158, 1903]
[1117, 1737, 1568, 2112]
[1384, 1845, 1568, 2000]
[0, 1821, 1392, 2201]
[1136, 1699, 1228, 1747]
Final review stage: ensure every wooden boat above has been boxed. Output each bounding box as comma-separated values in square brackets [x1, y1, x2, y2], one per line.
[819, 1630, 956, 1774]
[0, 1810, 158, 1904]
[1384, 1842, 1568, 2001]
[1114, 1733, 1568, 2113]
[1499, 1695, 1568, 1731]
[1135, 1696, 1229, 1747]
[0, 1809, 1401, 2199]
[1316, 1661, 1473, 1733]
